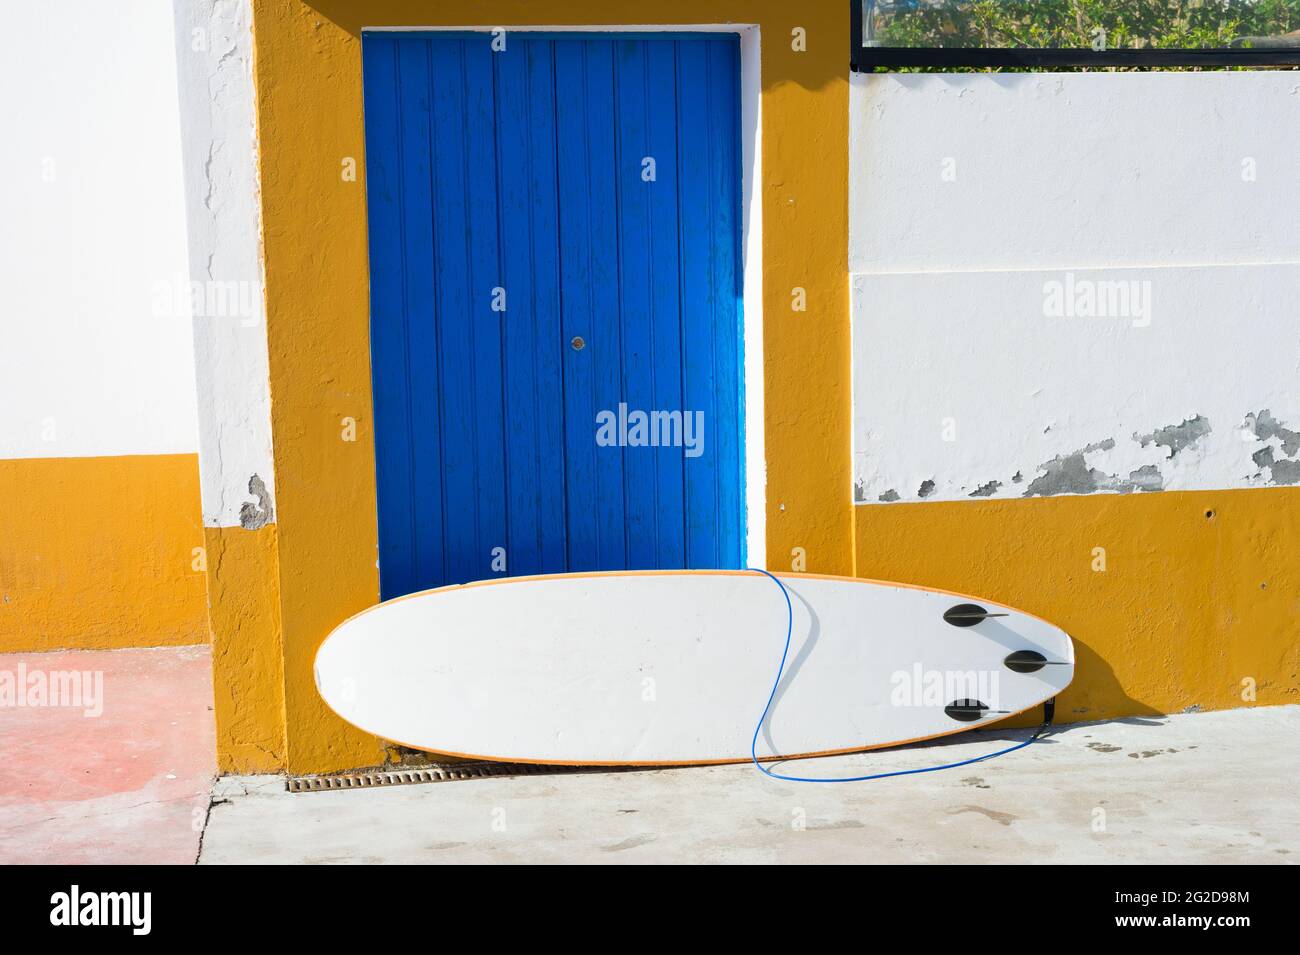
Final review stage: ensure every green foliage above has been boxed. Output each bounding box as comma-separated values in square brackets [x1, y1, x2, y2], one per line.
[876, 0, 1300, 50]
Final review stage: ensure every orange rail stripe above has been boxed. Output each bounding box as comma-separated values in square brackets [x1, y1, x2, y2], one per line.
[337, 699, 1061, 769]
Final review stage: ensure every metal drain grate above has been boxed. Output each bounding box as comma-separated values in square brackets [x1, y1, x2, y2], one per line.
[287, 761, 606, 793]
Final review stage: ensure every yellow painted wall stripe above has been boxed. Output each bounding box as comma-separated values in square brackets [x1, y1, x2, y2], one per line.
[855, 488, 1300, 723]
[205, 524, 287, 773]
[0, 454, 208, 653]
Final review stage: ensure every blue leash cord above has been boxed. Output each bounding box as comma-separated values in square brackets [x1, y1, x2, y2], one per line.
[748, 568, 1051, 783]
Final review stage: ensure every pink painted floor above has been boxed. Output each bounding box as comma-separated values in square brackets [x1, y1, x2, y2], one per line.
[0, 645, 215, 864]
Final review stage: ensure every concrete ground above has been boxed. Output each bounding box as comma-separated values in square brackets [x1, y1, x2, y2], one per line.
[0, 645, 215, 864]
[3, 644, 1294, 864]
[201, 705, 1299, 864]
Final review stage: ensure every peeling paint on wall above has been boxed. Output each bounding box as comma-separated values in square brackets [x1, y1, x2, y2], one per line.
[1271, 461, 1300, 485]
[238, 474, 273, 529]
[1250, 409, 1300, 456]
[1247, 409, 1300, 486]
[858, 401, 1300, 503]
[1024, 439, 1162, 497]
[1021, 421, 1209, 498]
[1135, 415, 1212, 458]
[851, 262, 1300, 503]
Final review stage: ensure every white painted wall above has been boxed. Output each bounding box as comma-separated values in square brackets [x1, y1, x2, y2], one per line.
[171, 0, 276, 529]
[0, 1, 198, 459]
[850, 72, 1300, 503]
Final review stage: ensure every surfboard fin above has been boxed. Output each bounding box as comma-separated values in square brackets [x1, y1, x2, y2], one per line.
[1003, 649, 1071, 673]
[942, 603, 1010, 627]
[942, 699, 1011, 721]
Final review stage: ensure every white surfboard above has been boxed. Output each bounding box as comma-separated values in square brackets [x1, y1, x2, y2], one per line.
[315, 571, 1074, 765]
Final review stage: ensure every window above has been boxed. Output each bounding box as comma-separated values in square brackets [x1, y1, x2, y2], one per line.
[851, 0, 1300, 70]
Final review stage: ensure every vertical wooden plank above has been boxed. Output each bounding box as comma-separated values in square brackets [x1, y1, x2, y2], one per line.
[675, 35, 721, 568]
[557, 39, 626, 572]
[398, 38, 446, 593]
[583, 38, 628, 571]
[496, 37, 566, 578]
[554, 39, 596, 571]
[463, 37, 507, 582]
[428, 38, 478, 585]
[494, 36, 539, 577]
[361, 34, 417, 600]
[612, 37, 657, 569]
[707, 35, 744, 568]
[645, 37, 686, 568]
[525, 39, 569, 575]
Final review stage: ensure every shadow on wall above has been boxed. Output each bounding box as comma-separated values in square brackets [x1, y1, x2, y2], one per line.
[967, 635, 1165, 733]
[1065, 636, 1165, 723]
[302, 0, 848, 94]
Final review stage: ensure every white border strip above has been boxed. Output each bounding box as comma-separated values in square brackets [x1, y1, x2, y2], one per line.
[172, 0, 277, 529]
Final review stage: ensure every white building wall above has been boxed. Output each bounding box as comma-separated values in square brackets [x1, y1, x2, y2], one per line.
[171, 0, 276, 529]
[850, 71, 1300, 504]
[0, 0, 198, 459]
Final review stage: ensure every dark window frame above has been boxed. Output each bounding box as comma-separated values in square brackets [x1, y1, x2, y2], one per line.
[849, 1, 1300, 72]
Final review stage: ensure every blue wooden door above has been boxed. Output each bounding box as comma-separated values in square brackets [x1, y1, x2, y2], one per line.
[363, 32, 744, 600]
